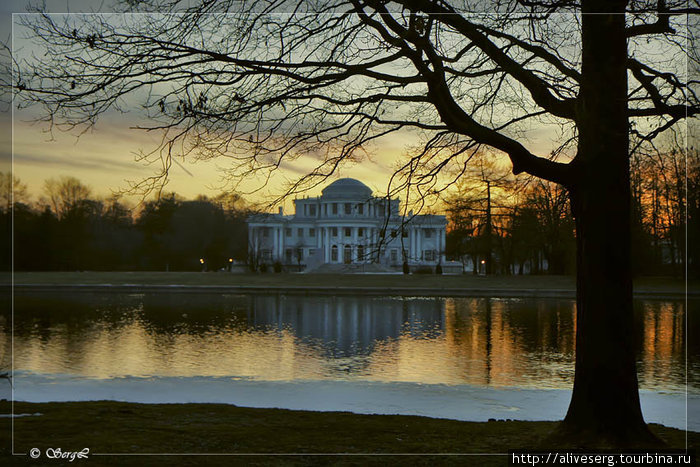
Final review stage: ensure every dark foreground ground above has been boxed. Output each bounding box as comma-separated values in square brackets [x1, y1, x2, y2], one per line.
[1, 401, 697, 466]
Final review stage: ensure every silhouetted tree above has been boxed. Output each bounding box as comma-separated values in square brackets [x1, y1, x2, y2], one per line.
[13, 0, 699, 446]
[0, 173, 30, 270]
[135, 193, 181, 270]
[522, 180, 575, 275]
[444, 158, 516, 274]
[42, 176, 92, 219]
[0, 172, 29, 212]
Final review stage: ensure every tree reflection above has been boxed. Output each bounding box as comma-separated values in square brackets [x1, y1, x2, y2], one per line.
[3, 293, 694, 391]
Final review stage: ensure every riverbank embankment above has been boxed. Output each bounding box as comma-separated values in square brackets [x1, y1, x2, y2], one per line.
[7, 272, 697, 299]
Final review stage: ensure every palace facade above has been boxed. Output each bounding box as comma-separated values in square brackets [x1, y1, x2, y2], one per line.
[247, 178, 447, 270]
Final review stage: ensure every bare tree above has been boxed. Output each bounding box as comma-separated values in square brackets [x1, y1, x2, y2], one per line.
[42, 176, 92, 219]
[0, 172, 29, 211]
[12, 0, 699, 446]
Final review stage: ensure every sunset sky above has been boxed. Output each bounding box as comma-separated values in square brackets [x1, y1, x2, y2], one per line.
[3, 1, 571, 211]
[0, 1, 421, 208]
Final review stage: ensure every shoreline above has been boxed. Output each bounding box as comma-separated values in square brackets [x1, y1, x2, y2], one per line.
[5, 272, 697, 299]
[8, 283, 696, 299]
[10, 374, 696, 431]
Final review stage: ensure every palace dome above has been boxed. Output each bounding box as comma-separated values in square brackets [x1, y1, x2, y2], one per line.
[321, 178, 373, 200]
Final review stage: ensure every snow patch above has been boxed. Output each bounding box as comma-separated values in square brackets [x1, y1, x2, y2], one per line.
[11, 372, 697, 431]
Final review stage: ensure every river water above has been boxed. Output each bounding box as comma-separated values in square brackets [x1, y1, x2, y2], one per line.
[2, 292, 697, 428]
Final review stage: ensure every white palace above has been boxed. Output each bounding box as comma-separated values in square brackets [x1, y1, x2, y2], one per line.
[247, 178, 447, 271]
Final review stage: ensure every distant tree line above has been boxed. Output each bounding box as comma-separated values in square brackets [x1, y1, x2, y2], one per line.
[444, 148, 699, 277]
[0, 174, 252, 271]
[2, 145, 697, 276]
[445, 169, 576, 275]
[630, 148, 699, 277]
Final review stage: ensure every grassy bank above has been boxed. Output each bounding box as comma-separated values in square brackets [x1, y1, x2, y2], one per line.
[7, 272, 695, 296]
[1, 401, 697, 466]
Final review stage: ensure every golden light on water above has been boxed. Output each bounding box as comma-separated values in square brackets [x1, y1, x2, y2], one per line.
[4, 295, 692, 392]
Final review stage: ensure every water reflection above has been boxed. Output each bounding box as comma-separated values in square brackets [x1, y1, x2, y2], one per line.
[249, 296, 444, 355]
[2, 293, 695, 391]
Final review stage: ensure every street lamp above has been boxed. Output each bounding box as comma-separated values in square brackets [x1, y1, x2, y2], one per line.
[199, 258, 205, 272]
[228, 258, 233, 272]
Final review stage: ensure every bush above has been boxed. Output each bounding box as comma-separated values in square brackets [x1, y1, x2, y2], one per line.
[402, 261, 410, 275]
[435, 263, 443, 275]
[259, 263, 268, 273]
[414, 266, 433, 274]
[273, 261, 283, 273]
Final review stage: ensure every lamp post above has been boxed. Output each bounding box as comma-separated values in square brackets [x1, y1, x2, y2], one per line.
[228, 258, 233, 272]
[200, 258, 205, 272]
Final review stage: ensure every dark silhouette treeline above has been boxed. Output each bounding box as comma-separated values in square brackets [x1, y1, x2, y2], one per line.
[0, 175, 251, 271]
[445, 177, 577, 275]
[444, 148, 699, 277]
[630, 148, 699, 277]
[2, 147, 697, 277]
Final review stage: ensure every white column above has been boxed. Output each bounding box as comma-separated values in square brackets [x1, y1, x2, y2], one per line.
[352, 227, 358, 261]
[434, 228, 439, 262]
[416, 228, 422, 261]
[325, 227, 330, 262]
[278, 227, 283, 260]
[279, 227, 284, 260]
[272, 227, 278, 260]
[441, 228, 446, 262]
[276, 227, 282, 260]
[270, 227, 276, 259]
[410, 228, 415, 260]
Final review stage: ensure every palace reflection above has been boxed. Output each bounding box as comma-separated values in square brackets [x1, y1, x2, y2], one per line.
[3, 293, 695, 391]
[247, 295, 444, 355]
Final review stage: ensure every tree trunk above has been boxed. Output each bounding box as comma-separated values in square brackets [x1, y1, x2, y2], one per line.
[485, 181, 493, 275]
[555, 0, 659, 447]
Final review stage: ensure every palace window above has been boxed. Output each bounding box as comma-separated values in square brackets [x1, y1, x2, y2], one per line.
[358, 227, 364, 237]
[331, 227, 338, 237]
[298, 228, 304, 237]
[358, 245, 364, 260]
[345, 203, 352, 215]
[424, 229, 432, 238]
[390, 249, 398, 262]
[309, 228, 316, 237]
[424, 249, 436, 261]
[262, 228, 270, 238]
[285, 228, 292, 237]
[332, 203, 338, 214]
[358, 204, 364, 215]
[344, 227, 352, 237]
[331, 245, 338, 262]
[261, 249, 272, 261]
[402, 230, 408, 238]
[309, 205, 316, 216]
